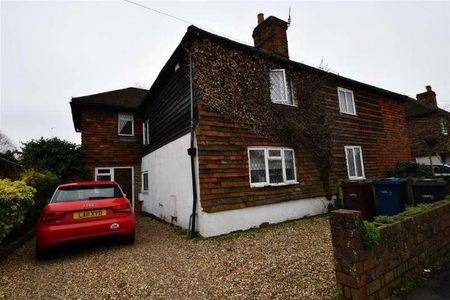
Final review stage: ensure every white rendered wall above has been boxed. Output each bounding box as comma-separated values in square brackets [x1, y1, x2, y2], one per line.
[197, 196, 331, 237]
[141, 133, 193, 229]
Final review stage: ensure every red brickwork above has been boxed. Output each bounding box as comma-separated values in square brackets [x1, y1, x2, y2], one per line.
[330, 204, 450, 299]
[252, 16, 289, 57]
[81, 106, 143, 212]
[81, 107, 142, 165]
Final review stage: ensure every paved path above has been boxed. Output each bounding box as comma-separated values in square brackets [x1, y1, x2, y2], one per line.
[404, 261, 450, 300]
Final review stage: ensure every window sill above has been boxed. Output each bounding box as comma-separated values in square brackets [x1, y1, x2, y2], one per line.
[339, 111, 357, 116]
[118, 134, 135, 137]
[272, 101, 297, 108]
[348, 177, 366, 181]
[250, 181, 299, 188]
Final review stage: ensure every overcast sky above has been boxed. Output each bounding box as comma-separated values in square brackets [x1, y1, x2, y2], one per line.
[1, 0, 449, 148]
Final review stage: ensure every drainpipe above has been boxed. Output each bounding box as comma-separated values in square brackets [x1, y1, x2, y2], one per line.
[184, 47, 198, 238]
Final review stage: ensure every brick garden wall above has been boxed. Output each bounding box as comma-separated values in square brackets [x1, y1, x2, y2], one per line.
[330, 202, 450, 299]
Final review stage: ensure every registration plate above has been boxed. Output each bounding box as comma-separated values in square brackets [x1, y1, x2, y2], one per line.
[73, 209, 107, 219]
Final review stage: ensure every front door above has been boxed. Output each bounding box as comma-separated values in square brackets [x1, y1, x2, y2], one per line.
[95, 167, 134, 206]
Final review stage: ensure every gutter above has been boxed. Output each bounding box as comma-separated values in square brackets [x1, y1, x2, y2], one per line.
[184, 46, 199, 238]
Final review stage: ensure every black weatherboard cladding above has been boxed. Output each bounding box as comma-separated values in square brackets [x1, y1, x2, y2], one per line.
[142, 59, 193, 155]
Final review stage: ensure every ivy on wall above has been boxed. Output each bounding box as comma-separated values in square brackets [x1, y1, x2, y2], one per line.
[191, 39, 335, 196]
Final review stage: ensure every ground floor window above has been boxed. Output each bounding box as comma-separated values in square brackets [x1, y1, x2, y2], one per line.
[248, 147, 297, 187]
[94, 167, 134, 206]
[344, 146, 365, 180]
[95, 168, 112, 181]
[142, 171, 149, 192]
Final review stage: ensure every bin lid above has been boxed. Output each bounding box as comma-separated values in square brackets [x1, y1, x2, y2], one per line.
[341, 179, 372, 187]
[372, 177, 407, 186]
[412, 178, 446, 186]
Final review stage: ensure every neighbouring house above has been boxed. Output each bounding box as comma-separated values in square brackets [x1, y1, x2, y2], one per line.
[138, 14, 413, 237]
[405, 86, 450, 166]
[70, 87, 147, 212]
[0, 153, 20, 180]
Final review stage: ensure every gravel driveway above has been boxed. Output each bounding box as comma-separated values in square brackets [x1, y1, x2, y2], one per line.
[0, 215, 335, 299]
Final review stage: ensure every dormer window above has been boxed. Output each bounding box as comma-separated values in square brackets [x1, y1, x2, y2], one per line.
[118, 113, 134, 136]
[269, 69, 295, 106]
[338, 87, 356, 115]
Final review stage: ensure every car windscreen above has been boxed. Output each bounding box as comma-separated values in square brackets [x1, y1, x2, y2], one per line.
[52, 185, 123, 202]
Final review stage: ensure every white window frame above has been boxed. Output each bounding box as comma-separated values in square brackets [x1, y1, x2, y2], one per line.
[142, 119, 150, 145]
[269, 69, 296, 107]
[118, 113, 134, 136]
[344, 146, 365, 180]
[337, 87, 357, 115]
[141, 171, 149, 193]
[94, 166, 135, 207]
[440, 119, 448, 136]
[248, 147, 298, 188]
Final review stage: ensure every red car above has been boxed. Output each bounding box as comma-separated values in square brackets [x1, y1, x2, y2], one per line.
[36, 181, 135, 259]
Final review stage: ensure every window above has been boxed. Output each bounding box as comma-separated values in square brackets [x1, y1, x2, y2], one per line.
[118, 113, 134, 136]
[440, 119, 448, 136]
[248, 147, 297, 187]
[337, 87, 356, 115]
[142, 171, 149, 192]
[143, 120, 150, 145]
[95, 168, 112, 181]
[269, 69, 295, 106]
[52, 185, 123, 202]
[345, 146, 365, 180]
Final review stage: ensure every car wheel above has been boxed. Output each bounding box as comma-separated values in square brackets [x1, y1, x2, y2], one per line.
[35, 247, 51, 260]
[120, 232, 135, 245]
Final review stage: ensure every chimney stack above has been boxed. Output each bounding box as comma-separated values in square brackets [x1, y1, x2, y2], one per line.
[252, 13, 289, 57]
[416, 85, 438, 108]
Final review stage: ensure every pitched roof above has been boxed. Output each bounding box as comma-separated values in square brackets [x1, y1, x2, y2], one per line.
[144, 25, 440, 117]
[71, 87, 147, 109]
[70, 87, 148, 132]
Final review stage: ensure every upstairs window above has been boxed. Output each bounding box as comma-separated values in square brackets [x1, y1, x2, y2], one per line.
[345, 146, 365, 180]
[143, 120, 150, 145]
[338, 87, 356, 115]
[440, 119, 448, 136]
[269, 69, 295, 106]
[248, 147, 297, 187]
[118, 113, 134, 136]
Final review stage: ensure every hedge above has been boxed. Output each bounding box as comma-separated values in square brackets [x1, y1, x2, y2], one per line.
[0, 179, 36, 241]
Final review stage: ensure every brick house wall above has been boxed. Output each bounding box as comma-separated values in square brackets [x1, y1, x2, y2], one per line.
[80, 106, 143, 211]
[191, 37, 411, 213]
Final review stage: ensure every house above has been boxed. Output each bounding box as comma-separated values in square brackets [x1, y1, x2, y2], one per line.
[0, 153, 20, 180]
[405, 86, 450, 165]
[138, 14, 412, 237]
[70, 87, 147, 211]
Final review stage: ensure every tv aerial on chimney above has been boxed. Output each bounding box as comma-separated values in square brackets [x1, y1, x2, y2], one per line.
[287, 7, 291, 27]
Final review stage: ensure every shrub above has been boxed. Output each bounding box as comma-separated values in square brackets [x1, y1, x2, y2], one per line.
[387, 161, 431, 178]
[374, 203, 437, 224]
[0, 179, 36, 241]
[362, 220, 381, 248]
[21, 169, 60, 223]
[19, 137, 87, 182]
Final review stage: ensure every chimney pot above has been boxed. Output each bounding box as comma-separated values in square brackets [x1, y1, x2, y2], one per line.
[257, 13, 264, 24]
[426, 85, 432, 92]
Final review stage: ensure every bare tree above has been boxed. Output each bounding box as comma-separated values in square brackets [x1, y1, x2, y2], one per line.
[0, 130, 16, 154]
